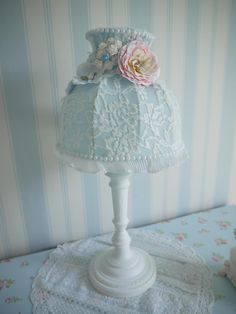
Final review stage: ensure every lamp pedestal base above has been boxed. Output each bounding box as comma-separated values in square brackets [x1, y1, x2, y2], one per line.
[88, 173, 156, 297]
[89, 246, 156, 297]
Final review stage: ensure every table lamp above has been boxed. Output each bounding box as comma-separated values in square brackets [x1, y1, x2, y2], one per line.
[57, 27, 187, 298]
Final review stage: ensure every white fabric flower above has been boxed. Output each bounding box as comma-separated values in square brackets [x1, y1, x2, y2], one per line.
[94, 59, 103, 69]
[115, 40, 122, 49]
[107, 44, 119, 56]
[76, 37, 123, 84]
[76, 62, 104, 83]
[98, 42, 107, 50]
[106, 37, 115, 44]
[96, 49, 106, 59]
[103, 61, 114, 71]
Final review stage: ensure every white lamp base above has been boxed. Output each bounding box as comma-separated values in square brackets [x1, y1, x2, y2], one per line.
[88, 173, 156, 297]
[89, 247, 156, 297]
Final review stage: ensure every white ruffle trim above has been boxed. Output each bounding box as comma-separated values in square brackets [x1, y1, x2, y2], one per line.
[55, 146, 188, 174]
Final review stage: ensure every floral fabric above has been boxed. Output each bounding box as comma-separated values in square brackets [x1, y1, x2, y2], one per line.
[0, 205, 235, 313]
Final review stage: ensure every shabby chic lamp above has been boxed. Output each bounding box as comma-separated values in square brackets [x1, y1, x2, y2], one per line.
[57, 27, 187, 297]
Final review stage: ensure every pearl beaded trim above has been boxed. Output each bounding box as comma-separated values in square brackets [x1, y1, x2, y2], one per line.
[67, 152, 176, 162]
[86, 27, 155, 47]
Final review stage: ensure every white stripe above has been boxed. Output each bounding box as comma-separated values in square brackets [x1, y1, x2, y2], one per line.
[164, 0, 187, 218]
[0, 66, 28, 258]
[88, 0, 107, 27]
[23, 0, 67, 244]
[150, 0, 168, 221]
[203, 0, 230, 209]
[50, 0, 87, 239]
[189, 0, 215, 211]
[111, 0, 128, 27]
[67, 0, 76, 73]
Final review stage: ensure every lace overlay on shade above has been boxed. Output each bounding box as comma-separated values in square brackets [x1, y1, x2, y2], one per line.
[31, 230, 214, 314]
[57, 76, 188, 173]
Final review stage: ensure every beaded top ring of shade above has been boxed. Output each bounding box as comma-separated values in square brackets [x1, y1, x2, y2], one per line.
[56, 27, 188, 298]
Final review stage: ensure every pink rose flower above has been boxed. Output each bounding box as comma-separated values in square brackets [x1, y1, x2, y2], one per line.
[117, 40, 160, 86]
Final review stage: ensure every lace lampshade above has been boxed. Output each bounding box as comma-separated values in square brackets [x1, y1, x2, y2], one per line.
[56, 27, 188, 298]
[57, 27, 187, 173]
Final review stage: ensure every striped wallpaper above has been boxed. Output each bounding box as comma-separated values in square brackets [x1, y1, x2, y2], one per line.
[0, 0, 235, 259]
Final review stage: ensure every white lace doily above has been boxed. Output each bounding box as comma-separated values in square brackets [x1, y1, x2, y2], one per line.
[31, 230, 214, 314]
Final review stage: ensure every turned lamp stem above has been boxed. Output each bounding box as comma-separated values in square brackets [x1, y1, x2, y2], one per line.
[88, 172, 156, 297]
[107, 172, 132, 262]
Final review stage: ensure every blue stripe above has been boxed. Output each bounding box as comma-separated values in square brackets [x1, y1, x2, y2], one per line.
[214, 0, 236, 203]
[178, 0, 200, 213]
[0, 197, 10, 258]
[106, 0, 112, 26]
[43, 0, 72, 240]
[129, 0, 152, 227]
[129, 0, 151, 31]
[0, 0, 50, 251]
[130, 174, 152, 227]
[70, 0, 89, 64]
[70, 0, 101, 237]
[83, 174, 100, 236]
